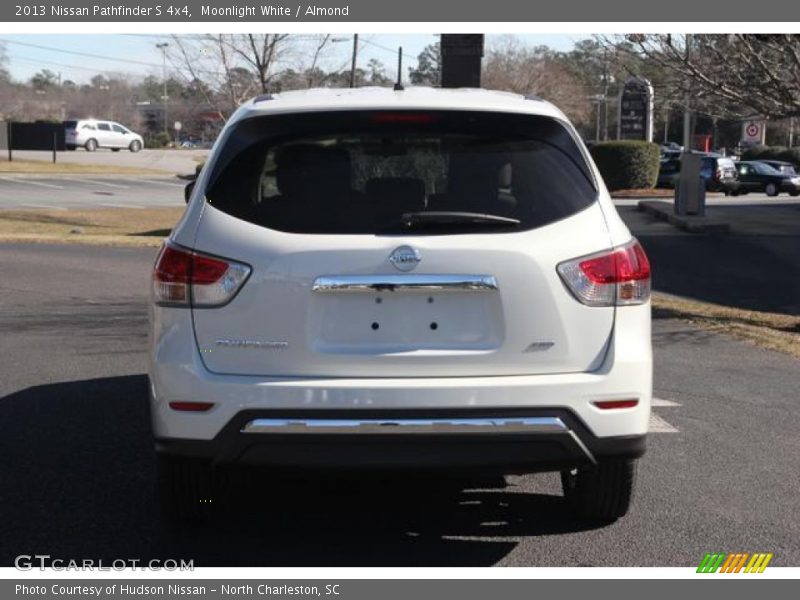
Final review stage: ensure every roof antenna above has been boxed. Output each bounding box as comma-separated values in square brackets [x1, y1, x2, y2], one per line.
[394, 46, 404, 91]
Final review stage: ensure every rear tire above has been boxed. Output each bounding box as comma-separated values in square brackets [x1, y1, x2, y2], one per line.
[561, 459, 636, 522]
[85, 138, 98, 152]
[765, 183, 779, 197]
[157, 454, 217, 523]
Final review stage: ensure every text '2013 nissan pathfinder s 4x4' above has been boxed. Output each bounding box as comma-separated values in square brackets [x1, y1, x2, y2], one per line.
[150, 87, 652, 522]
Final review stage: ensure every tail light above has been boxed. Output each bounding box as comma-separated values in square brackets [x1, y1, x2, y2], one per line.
[715, 168, 723, 182]
[557, 239, 651, 307]
[153, 241, 251, 308]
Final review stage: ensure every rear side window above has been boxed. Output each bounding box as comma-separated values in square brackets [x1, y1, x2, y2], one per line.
[205, 111, 597, 234]
[97, 123, 111, 131]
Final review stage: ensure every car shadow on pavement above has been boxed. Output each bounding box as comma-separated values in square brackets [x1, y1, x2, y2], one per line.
[0, 375, 605, 567]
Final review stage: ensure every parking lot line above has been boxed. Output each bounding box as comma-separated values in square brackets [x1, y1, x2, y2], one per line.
[137, 179, 185, 188]
[652, 397, 681, 407]
[0, 176, 65, 189]
[79, 179, 131, 189]
[649, 413, 680, 433]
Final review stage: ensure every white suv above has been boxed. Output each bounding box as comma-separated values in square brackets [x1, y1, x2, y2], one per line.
[64, 119, 144, 152]
[150, 88, 652, 522]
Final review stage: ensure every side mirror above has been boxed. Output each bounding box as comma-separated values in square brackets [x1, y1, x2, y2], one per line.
[184, 180, 196, 204]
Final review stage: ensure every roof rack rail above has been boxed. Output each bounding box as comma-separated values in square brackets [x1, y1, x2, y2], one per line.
[523, 93, 542, 101]
[254, 93, 274, 103]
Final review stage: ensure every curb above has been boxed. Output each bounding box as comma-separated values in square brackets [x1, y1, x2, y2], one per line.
[637, 200, 730, 233]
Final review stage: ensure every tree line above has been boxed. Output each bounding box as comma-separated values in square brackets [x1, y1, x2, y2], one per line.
[1, 34, 798, 148]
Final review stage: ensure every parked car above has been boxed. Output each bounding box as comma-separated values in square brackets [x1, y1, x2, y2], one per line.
[64, 119, 144, 152]
[656, 153, 738, 193]
[733, 161, 800, 196]
[656, 158, 680, 188]
[150, 88, 652, 523]
[757, 160, 798, 177]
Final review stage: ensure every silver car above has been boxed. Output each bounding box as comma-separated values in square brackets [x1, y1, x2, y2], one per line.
[64, 119, 144, 152]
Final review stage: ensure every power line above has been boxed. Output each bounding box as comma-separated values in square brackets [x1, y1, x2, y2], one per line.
[0, 37, 165, 69]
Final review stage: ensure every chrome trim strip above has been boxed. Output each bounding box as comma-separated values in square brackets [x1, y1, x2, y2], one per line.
[242, 416, 567, 435]
[312, 274, 498, 293]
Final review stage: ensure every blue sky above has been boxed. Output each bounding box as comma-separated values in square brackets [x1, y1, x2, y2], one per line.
[0, 34, 586, 85]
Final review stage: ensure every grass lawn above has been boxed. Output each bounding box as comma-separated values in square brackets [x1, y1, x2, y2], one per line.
[0, 207, 184, 247]
[0, 159, 169, 176]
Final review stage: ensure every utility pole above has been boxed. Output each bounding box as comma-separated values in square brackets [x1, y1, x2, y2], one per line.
[156, 42, 170, 140]
[682, 34, 693, 151]
[349, 34, 359, 88]
[602, 47, 610, 141]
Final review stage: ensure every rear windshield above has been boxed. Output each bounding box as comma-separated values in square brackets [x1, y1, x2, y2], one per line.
[205, 110, 597, 235]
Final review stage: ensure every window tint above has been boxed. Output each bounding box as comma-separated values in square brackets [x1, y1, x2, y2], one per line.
[205, 111, 597, 235]
[97, 123, 111, 131]
[755, 162, 779, 175]
[660, 160, 680, 174]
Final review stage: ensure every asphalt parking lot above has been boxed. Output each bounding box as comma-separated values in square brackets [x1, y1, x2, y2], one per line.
[0, 175, 185, 209]
[1, 235, 798, 566]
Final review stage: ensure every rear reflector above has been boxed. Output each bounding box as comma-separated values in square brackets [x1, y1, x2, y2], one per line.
[557, 239, 651, 306]
[592, 399, 639, 410]
[168, 401, 215, 412]
[153, 241, 251, 308]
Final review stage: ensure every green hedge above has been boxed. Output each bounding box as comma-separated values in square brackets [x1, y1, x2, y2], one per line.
[589, 141, 661, 191]
[741, 145, 800, 166]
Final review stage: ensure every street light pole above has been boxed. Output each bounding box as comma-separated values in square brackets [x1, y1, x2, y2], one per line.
[156, 42, 170, 140]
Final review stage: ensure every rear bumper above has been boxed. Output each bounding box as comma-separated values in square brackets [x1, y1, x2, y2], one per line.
[149, 300, 651, 472]
[155, 408, 646, 472]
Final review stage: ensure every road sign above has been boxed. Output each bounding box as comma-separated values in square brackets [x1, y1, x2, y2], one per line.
[617, 77, 654, 142]
[742, 120, 765, 144]
[173, 121, 182, 132]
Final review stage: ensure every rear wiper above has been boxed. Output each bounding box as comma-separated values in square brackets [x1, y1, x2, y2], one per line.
[399, 211, 521, 229]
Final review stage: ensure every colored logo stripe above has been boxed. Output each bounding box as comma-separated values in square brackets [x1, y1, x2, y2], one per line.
[697, 552, 773, 573]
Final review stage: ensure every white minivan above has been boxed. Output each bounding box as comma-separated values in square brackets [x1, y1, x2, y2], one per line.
[149, 87, 652, 522]
[64, 119, 144, 152]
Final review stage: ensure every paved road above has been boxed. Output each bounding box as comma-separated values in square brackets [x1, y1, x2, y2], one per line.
[9, 148, 209, 175]
[620, 201, 800, 315]
[0, 242, 798, 567]
[0, 175, 186, 209]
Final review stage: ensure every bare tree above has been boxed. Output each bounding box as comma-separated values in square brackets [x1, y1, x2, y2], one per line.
[482, 37, 592, 127]
[168, 34, 293, 118]
[603, 34, 800, 120]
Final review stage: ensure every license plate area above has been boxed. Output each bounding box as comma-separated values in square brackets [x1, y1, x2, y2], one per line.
[310, 291, 503, 354]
